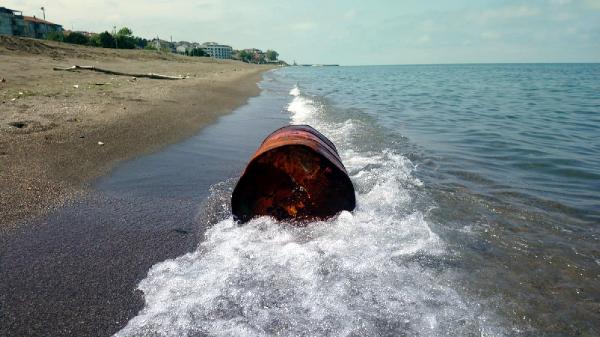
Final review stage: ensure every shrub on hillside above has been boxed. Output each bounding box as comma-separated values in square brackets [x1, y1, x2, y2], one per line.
[189, 48, 207, 57]
[64, 32, 89, 45]
[98, 31, 116, 48]
[46, 31, 64, 42]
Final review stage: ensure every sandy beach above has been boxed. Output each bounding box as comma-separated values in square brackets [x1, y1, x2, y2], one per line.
[0, 36, 272, 229]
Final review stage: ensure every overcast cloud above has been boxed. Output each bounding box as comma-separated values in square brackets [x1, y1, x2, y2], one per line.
[4, 0, 600, 65]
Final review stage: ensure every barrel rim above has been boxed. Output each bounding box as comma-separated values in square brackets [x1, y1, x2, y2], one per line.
[261, 124, 339, 155]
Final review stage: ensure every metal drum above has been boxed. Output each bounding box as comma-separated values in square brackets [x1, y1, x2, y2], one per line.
[232, 125, 356, 223]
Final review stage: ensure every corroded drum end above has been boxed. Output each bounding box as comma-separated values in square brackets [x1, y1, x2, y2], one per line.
[232, 125, 355, 223]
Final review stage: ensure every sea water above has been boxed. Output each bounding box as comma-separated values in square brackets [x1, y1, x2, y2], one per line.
[115, 64, 600, 337]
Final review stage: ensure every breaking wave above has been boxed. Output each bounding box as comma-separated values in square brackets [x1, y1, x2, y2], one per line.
[115, 85, 506, 337]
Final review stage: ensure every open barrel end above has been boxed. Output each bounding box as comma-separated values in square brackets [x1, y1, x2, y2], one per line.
[232, 144, 355, 223]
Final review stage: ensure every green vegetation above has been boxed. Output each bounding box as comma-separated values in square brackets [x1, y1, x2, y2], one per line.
[114, 27, 148, 49]
[266, 49, 279, 61]
[64, 32, 89, 45]
[46, 27, 148, 50]
[44, 26, 281, 63]
[46, 31, 64, 42]
[235, 49, 279, 64]
[96, 31, 116, 48]
[239, 50, 254, 63]
[188, 48, 207, 57]
[117, 27, 132, 37]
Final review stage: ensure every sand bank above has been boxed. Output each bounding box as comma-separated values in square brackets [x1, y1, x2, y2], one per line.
[0, 36, 273, 228]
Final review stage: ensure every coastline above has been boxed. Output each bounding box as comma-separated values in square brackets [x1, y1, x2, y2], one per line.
[0, 36, 274, 229]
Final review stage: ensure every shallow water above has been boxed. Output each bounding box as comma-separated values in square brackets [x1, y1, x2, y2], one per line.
[116, 65, 600, 337]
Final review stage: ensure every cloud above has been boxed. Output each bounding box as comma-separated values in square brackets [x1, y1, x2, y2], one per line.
[2, 0, 599, 64]
[344, 9, 357, 20]
[481, 31, 502, 40]
[291, 22, 317, 32]
[417, 34, 431, 44]
[474, 5, 540, 24]
[584, 0, 600, 9]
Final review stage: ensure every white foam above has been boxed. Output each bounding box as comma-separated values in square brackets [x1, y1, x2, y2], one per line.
[289, 84, 300, 97]
[115, 86, 507, 337]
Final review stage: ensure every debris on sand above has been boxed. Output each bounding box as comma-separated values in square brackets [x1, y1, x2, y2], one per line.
[54, 65, 188, 80]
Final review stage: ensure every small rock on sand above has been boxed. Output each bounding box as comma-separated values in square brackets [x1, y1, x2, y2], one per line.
[97, 141, 104, 146]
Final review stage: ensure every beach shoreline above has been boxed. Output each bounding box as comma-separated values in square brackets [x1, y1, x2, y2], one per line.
[0, 36, 275, 229]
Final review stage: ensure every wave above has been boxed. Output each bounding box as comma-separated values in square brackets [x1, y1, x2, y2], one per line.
[115, 85, 507, 337]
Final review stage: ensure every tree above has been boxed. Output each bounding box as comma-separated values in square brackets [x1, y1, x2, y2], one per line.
[88, 33, 101, 47]
[116, 35, 135, 49]
[134, 37, 148, 49]
[115, 27, 135, 49]
[266, 49, 279, 61]
[64, 32, 89, 45]
[253, 52, 266, 64]
[117, 27, 132, 37]
[239, 50, 253, 63]
[98, 31, 115, 48]
[189, 48, 207, 57]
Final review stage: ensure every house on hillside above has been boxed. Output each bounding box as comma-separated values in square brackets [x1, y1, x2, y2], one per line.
[0, 7, 62, 38]
[23, 16, 63, 39]
[245, 48, 267, 64]
[151, 38, 174, 52]
[174, 41, 192, 54]
[0, 7, 26, 36]
[175, 45, 188, 54]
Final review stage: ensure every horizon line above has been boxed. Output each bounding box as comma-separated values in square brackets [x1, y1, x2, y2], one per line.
[294, 61, 600, 67]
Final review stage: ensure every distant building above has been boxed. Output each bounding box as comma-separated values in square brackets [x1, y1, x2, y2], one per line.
[245, 48, 267, 64]
[0, 7, 26, 36]
[176, 45, 189, 54]
[201, 42, 232, 59]
[151, 38, 174, 52]
[23, 16, 63, 39]
[174, 41, 192, 54]
[64, 30, 94, 37]
[0, 7, 62, 38]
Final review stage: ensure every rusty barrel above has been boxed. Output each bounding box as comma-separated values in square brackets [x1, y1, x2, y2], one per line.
[232, 125, 356, 223]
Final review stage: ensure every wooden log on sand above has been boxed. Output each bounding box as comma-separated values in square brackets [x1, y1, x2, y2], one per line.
[53, 65, 187, 80]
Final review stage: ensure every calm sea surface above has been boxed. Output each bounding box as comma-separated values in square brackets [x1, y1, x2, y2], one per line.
[117, 64, 600, 337]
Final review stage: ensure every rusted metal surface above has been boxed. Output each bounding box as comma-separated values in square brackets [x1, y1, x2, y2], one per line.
[232, 125, 356, 223]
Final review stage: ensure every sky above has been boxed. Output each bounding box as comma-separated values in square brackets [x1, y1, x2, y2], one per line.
[3, 0, 600, 65]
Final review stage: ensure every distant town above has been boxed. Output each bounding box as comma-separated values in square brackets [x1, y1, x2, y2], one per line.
[0, 6, 285, 65]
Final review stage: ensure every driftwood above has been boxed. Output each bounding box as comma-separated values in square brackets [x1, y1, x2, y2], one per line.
[53, 65, 187, 80]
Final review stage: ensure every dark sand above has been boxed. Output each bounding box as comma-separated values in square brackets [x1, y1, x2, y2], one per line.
[0, 36, 276, 337]
[0, 36, 272, 229]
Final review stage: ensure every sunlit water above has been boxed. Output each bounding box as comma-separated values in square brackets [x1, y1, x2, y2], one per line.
[116, 65, 600, 337]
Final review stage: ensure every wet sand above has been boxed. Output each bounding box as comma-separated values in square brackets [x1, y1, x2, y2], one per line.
[0, 36, 272, 228]
[0, 83, 290, 336]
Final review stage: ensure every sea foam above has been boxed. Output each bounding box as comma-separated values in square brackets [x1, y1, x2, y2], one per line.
[115, 86, 506, 337]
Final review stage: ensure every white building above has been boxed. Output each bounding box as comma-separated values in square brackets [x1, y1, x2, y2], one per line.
[201, 42, 232, 59]
[176, 45, 189, 54]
